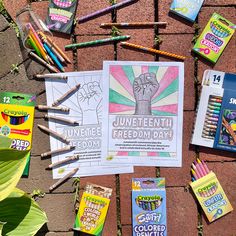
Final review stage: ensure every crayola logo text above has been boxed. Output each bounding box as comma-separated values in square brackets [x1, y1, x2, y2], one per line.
[4, 109, 27, 117]
[137, 195, 162, 201]
[198, 182, 217, 194]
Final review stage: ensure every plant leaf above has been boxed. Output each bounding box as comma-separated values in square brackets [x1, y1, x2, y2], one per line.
[0, 136, 12, 149]
[0, 188, 48, 236]
[0, 149, 29, 201]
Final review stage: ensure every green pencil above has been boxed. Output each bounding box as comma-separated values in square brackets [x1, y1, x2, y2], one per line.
[27, 35, 42, 58]
[65, 35, 131, 49]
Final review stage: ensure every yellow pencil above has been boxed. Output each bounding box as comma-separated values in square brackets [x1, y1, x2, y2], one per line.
[121, 42, 186, 60]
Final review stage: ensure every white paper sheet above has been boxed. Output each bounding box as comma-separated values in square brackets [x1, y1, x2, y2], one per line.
[45, 71, 133, 179]
[102, 61, 184, 167]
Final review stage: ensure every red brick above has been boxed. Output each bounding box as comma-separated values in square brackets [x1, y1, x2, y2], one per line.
[159, 34, 195, 110]
[201, 162, 236, 235]
[199, 147, 236, 162]
[75, 0, 112, 35]
[3, 0, 28, 21]
[117, 29, 154, 61]
[158, 0, 195, 34]
[76, 35, 114, 71]
[80, 175, 117, 236]
[120, 167, 157, 225]
[203, 0, 236, 5]
[160, 112, 196, 186]
[166, 187, 198, 236]
[197, 7, 236, 77]
[31, 2, 74, 72]
[117, 0, 154, 22]
[122, 225, 132, 236]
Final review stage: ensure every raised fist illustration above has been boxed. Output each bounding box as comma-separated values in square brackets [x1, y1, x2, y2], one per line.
[133, 73, 159, 115]
[77, 81, 102, 125]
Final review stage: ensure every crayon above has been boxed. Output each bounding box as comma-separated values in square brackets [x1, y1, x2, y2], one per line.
[52, 83, 81, 106]
[36, 105, 70, 112]
[37, 124, 70, 144]
[202, 131, 215, 137]
[208, 105, 221, 110]
[100, 22, 167, 27]
[206, 117, 218, 122]
[121, 42, 186, 60]
[65, 35, 131, 49]
[35, 74, 68, 80]
[41, 145, 75, 157]
[204, 124, 217, 129]
[44, 114, 79, 125]
[192, 164, 202, 178]
[206, 109, 220, 114]
[200, 160, 210, 174]
[208, 102, 222, 107]
[202, 135, 214, 139]
[49, 168, 79, 192]
[209, 98, 222, 102]
[78, 0, 138, 23]
[191, 169, 198, 180]
[48, 154, 79, 168]
[206, 120, 218, 125]
[206, 114, 219, 118]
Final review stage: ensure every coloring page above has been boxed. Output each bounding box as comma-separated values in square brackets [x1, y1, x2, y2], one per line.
[45, 71, 133, 179]
[102, 61, 184, 167]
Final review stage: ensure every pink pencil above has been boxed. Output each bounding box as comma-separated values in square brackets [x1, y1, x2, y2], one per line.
[191, 165, 201, 179]
[199, 159, 210, 174]
[193, 162, 204, 178]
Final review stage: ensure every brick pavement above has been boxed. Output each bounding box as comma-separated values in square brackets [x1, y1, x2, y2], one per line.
[1, 0, 236, 235]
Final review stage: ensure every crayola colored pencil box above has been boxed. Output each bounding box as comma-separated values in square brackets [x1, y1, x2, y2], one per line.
[170, 0, 204, 22]
[74, 183, 112, 235]
[46, 0, 79, 34]
[191, 70, 236, 153]
[193, 13, 235, 63]
[0, 92, 35, 176]
[132, 178, 167, 236]
[190, 171, 233, 222]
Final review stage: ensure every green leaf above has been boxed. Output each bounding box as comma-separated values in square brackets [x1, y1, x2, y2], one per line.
[0, 188, 47, 236]
[0, 136, 12, 149]
[0, 149, 29, 201]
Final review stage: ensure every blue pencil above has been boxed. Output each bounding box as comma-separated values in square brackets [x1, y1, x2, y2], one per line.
[43, 43, 65, 72]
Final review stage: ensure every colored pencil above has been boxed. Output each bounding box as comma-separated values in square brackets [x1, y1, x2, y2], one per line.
[49, 168, 79, 192]
[39, 32, 71, 64]
[29, 52, 58, 73]
[52, 83, 81, 106]
[65, 35, 131, 49]
[43, 43, 65, 72]
[100, 22, 167, 27]
[41, 145, 75, 157]
[121, 42, 186, 60]
[44, 114, 79, 125]
[36, 105, 70, 112]
[27, 35, 42, 57]
[48, 154, 79, 169]
[38, 124, 70, 144]
[78, 0, 138, 23]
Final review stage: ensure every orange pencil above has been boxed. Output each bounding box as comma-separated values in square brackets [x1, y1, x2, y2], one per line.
[121, 42, 186, 60]
[26, 24, 49, 63]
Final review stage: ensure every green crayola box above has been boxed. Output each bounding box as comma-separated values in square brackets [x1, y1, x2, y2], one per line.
[190, 171, 233, 222]
[74, 183, 112, 235]
[193, 13, 235, 63]
[0, 92, 35, 176]
[132, 178, 167, 236]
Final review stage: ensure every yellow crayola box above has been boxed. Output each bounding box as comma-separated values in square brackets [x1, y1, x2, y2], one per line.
[74, 183, 112, 235]
[190, 171, 233, 222]
[0, 92, 35, 176]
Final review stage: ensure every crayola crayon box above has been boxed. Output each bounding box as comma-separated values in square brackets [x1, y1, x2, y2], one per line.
[193, 13, 235, 63]
[74, 183, 112, 235]
[170, 0, 204, 22]
[190, 171, 233, 222]
[132, 178, 167, 236]
[46, 0, 79, 34]
[191, 70, 236, 153]
[0, 92, 35, 176]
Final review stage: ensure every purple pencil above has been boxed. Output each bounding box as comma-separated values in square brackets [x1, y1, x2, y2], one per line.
[78, 0, 138, 23]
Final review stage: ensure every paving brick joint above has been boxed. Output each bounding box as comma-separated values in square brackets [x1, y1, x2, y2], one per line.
[0, 0, 235, 236]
